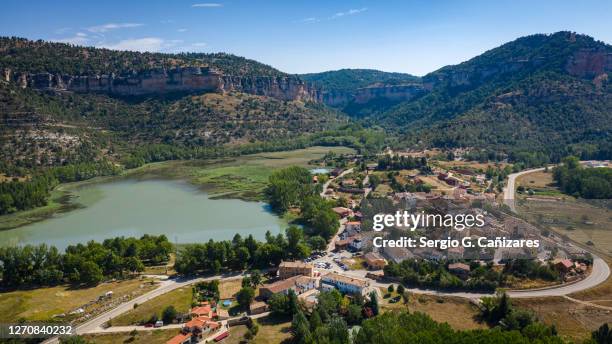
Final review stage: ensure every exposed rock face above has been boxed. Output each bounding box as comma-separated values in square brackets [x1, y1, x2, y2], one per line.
[2, 67, 321, 102]
[321, 84, 426, 107]
[422, 49, 611, 90]
[565, 48, 612, 78]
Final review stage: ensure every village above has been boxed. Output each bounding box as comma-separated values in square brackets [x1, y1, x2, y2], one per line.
[156, 149, 596, 344]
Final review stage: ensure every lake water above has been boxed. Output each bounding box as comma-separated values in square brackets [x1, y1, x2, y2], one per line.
[0, 179, 286, 250]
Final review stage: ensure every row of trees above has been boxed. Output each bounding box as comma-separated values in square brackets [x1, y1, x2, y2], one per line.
[377, 155, 428, 171]
[0, 235, 172, 287]
[384, 259, 503, 292]
[174, 227, 320, 275]
[553, 156, 612, 199]
[0, 161, 121, 215]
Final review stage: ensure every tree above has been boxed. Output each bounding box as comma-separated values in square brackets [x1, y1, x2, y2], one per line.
[592, 323, 611, 344]
[310, 309, 323, 331]
[346, 304, 363, 325]
[291, 310, 311, 344]
[303, 239, 325, 256]
[387, 284, 394, 293]
[396, 284, 405, 294]
[326, 316, 350, 344]
[59, 336, 93, 344]
[123, 256, 144, 273]
[268, 293, 289, 316]
[162, 305, 177, 324]
[249, 269, 262, 288]
[287, 289, 299, 315]
[286, 226, 305, 259]
[236, 287, 255, 310]
[401, 292, 409, 304]
[368, 291, 379, 316]
[79, 261, 103, 285]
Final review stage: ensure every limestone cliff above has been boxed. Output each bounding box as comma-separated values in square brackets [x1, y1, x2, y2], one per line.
[2, 67, 321, 102]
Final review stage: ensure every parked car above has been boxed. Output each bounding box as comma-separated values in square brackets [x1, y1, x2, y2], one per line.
[154, 320, 164, 328]
[389, 296, 401, 303]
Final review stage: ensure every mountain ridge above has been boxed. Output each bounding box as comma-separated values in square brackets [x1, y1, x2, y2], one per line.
[375, 31, 611, 161]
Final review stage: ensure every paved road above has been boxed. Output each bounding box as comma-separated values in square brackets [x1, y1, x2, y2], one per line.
[320, 168, 353, 198]
[329, 255, 610, 300]
[502, 167, 545, 212]
[42, 273, 244, 343]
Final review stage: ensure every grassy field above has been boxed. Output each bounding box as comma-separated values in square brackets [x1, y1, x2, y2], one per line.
[219, 279, 243, 300]
[514, 296, 612, 341]
[253, 316, 292, 344]
[516, 170, 565, 197]
[0, 279, 156, 322]
[223, 316, 291, 344]
[132, 146, 355, 200]
[112, 286, 193, 326]
[226, 325, 249, 344]
[379, 291, 486, 331]
[516, 170, 612, 258]
[83, 329, 178, 344]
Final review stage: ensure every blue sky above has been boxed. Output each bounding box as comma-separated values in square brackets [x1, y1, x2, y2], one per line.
[2, 0, 611, 75]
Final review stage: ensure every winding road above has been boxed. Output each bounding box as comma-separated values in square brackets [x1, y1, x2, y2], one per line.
[502, 167, 546, 212]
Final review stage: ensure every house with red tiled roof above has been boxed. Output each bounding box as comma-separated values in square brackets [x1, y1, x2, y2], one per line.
[166, 332, 192, 344]
[190, 302, 213, 318]
[554, 259, 573, 273]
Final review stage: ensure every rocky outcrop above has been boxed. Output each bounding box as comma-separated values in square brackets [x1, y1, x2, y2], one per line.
[565, 48, 612, 78]
[2, 67, 321, 102]
[321, 84, 426, 108]
[422, 49, 611, 91]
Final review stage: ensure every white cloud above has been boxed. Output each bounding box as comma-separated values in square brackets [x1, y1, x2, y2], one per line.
[330, 7, 367, 19]
[87, 22, 143, 33]
[55, 32, 89, 45]
[296, 17, 319, 23]
[192, 3, 222, 7]
[191, 42, 207, 47]
[177, 28, 188, 32]
[100, 37, 166, 52]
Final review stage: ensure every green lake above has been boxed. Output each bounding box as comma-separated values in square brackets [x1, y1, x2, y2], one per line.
[0, 178, 286, 250]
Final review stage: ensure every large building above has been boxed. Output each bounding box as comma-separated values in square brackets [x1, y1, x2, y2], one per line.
[259, 275, 319, 299]
[321, 272, 369, 295]
[364, 252, 387, 270]
[278, 261, 314, 279]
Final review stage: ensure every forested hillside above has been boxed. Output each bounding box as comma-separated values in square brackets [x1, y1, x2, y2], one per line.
[0, 37, 284, 76]
[376, 32, 611, 162]
[301, 69, 419, 92]
[0, 37, 350, 170]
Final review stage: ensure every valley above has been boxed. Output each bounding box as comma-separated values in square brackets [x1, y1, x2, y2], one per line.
[0, 28, 610, 344]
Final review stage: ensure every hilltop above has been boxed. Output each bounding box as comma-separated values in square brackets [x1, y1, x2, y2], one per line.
[375, 32, 611, 161]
